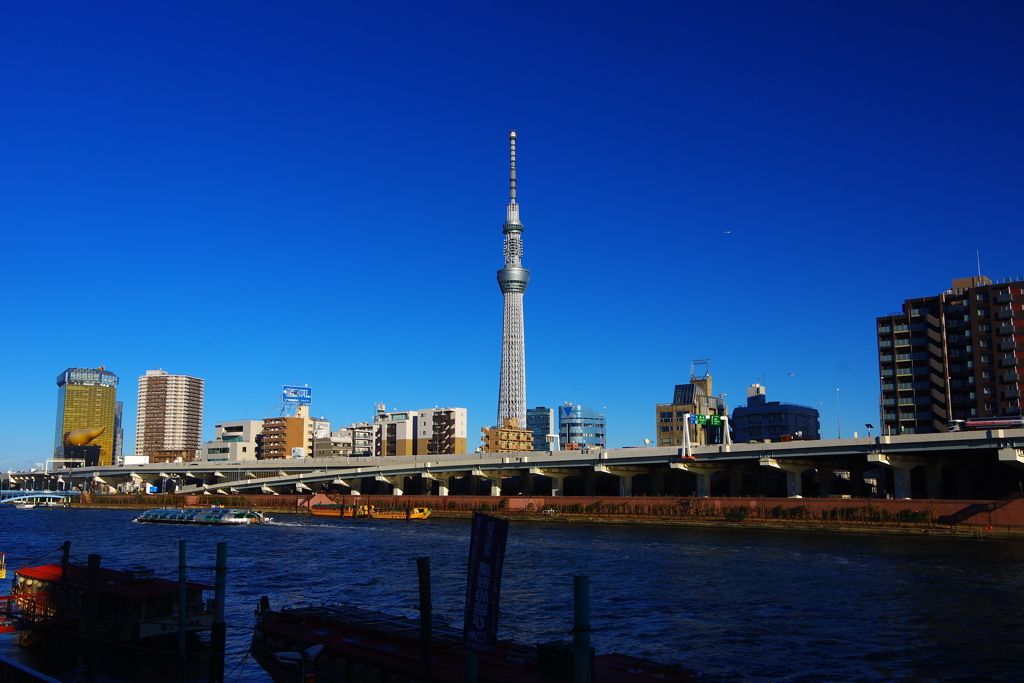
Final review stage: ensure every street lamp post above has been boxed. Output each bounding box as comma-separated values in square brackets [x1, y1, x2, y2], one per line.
[835, 389, 842, 439]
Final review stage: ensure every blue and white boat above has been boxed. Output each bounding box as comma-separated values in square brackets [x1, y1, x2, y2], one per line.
[134, 506, 270, 525]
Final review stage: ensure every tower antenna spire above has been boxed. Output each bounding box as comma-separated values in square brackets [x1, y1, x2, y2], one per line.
[509, 130, 517, 204]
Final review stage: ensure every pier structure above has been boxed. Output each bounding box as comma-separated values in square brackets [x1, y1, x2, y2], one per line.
[6, 429, 1024, 501]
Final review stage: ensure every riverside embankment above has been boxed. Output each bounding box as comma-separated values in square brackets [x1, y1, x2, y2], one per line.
[70, 492, 1024, 539]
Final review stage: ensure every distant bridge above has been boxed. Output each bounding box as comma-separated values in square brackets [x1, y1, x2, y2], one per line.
[4, 429, 1024, 501]
[0, 490, 80, 504]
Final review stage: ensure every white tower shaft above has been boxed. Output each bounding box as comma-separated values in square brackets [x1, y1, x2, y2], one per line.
[497, 131, 529, 426]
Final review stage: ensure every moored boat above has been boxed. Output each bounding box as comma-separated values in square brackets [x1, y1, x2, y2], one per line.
[251, 599, 695, 683]
[134, 506, 270, 525]
[309, 504, 431, 520]
[8, 558, 214, 645]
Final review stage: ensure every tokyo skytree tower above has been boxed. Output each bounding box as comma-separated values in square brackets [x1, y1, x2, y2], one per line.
[496, 130, 530, 427]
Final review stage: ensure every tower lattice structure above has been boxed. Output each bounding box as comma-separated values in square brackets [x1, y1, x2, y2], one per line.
[496, 130, 530, 427]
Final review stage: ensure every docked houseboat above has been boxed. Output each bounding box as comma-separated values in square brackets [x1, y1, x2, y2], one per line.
[134, 506, 270, 524]
[9, 559, 213, 645]
[310, 504, 430, 520]
[251, 599, 695, 683]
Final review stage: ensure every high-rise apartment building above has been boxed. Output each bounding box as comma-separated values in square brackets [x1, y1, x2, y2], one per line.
[526, 406, 557, 450]
[876, 276, 1023, 434]
[261, 405, 314, 458]
[559, 403, 606, 450]
[373, 406, 417, 456]
[136, 369, 205, 462]
[416, 408, 468, 455]
[55, 367, 119, 466]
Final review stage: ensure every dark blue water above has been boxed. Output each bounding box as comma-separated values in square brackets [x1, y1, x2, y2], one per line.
[2, 507, 1024, 682]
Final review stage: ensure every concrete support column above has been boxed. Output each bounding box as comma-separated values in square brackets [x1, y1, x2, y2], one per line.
[618, 475, 632, 497]
[348, 480, 362, 496]
[849, 467, 867, 497]
[760, 459, 805, 498]
[785, 471, 803, 498]
[925, 465, 942, 499]
[728, 471, 742, 497]
[892, 468, 911, 499]
[548, 476, 563, 496]
[651, 473, 665, 496]
[756, 470, 770, 497]
[694, 471, 712, 498]
[489, 478, 501, 497]
[955, 467, 973, 499]
[378, 476, 403, 495]
[584, 473, 597, 497]
[818, 468, 834, 498]
[523, 473, 534, 496]
[427, 475, 450, 496]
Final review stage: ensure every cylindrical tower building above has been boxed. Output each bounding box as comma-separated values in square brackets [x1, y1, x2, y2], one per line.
[497, 130, 530, 426]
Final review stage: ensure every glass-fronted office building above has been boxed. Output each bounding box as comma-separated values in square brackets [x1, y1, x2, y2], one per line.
[526, 407, 557, 450]
[55, 367, 119, 466]
[558, 403, 606, 449]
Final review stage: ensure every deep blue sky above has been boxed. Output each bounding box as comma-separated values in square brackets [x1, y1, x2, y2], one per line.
[2, 1, 1022, 469]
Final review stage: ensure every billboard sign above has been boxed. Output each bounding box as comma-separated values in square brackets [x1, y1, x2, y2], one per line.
[282, 386, 312, 405]
[462, 512, 509, 654]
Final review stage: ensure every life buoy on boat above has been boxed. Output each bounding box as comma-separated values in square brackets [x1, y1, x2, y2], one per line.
[985, 525, 993, 532]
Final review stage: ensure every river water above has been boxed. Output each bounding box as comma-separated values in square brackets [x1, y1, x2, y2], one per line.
[2, 506, 1023, 682]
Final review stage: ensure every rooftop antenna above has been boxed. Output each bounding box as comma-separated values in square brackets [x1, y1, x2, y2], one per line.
[977, 249, 981, 279]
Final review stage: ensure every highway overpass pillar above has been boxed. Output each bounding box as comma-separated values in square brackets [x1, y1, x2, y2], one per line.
[472, 469, 502, 496]
[818, 468, 834, 498]
[423, 473, 450, 496]
[695, 472, 712, 498]
[584, 473, 597, 497]
[523, 473, 535, 496]
[728, 471, 742, 497]
[618, 475, 632, 497]
[549, 475, 563, 496]
[955, 467, 973, 499]
[376, 475, 404, 495]
[756, 469, 770, 497]
[866, 454, 924, 499]
[759, 459, 805, 498]
[925, 465, 942, 499]
[785, 471, 803, 498]
[651, 473, 665, 496]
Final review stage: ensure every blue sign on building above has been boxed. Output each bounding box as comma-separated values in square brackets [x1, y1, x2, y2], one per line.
[282, 386, 312, 405]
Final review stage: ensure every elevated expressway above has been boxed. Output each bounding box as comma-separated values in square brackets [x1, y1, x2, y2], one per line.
[7, 429, 1024, 501]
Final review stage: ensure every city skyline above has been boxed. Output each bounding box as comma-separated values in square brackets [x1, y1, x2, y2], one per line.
[2, 2, 1022, 470]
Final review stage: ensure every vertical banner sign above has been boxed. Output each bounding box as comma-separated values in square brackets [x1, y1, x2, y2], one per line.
[462, 512, 509, 653]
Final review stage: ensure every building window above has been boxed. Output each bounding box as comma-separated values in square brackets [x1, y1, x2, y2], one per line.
[980, 339, 992, 347]
[982, 370, 994, 379]
[981, 355, 993, 363]
[980, 323, 991, 331]
[983, 387, 995, 395]
[978, 308, 989, 316]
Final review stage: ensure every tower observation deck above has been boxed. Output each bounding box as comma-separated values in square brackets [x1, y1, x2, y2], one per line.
[497, 130, 530, 426]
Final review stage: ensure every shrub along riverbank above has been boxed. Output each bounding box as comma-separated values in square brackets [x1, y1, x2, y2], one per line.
[69, 492, 1024, 538]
